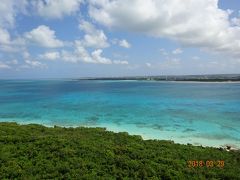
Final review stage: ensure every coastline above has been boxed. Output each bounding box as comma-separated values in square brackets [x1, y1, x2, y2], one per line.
[78, 79, 240, 83]
[162, 80, 240, 84]
[5, 121, 239, 151]
[76, 74, 240, 83]
[96, 123, 240, 151]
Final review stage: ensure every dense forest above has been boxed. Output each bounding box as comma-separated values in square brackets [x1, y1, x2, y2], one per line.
[0, 122, 239, 179]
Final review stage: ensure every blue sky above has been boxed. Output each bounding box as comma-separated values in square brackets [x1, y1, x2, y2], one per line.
[0, 0, 240, 78]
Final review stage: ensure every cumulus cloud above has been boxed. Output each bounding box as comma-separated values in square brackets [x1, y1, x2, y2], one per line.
[112, 39, 131, 48]
[22, 51, 30, 59]
[91, 49, 112, 64]
[146, 63, 152, 67]
[89, 0, 240, 57]
[172, 48, 183, 54]
[162, 58, 181, 67]
[192, 56, 200, 60]
[61, 41, 128, 65]
[159, 48, 168, 56]
[21, 50, 47, 68]
[39, 51, 60, 60]
[62, 41, 98, 63]
[226, 9, 234, 16]
[32, 0, 83, 19]
[119, 39, 131, 48]
[6, 59, 18, 65]
[61, 41, 109, 64]
[61, 41, 102, 63]
[0, 28, 13, 52]
[0, 0, 27, 28]
[25, 25, 64, 48]
[0, 28, 25, 52]
[79, 20, 109, 48]
[113, 60, 129, 65]
[24, 59, 46, 68]
[0, 61, 11, 69]
[25, 60, 41, 67]
[0, 28, 11, 44]
[231, 17, 240, 26]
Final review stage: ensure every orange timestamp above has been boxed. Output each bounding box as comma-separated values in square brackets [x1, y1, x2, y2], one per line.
[188, 160, 224, 168]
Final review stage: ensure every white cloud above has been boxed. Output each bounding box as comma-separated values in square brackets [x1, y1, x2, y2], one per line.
[79, 20, 95, 34]
[89, 0, 240, 57]
[169, 58, 181, 65]
[22, 51, 30, 59]
[79, 20, 109, 48]
[61, 41, 108, 64]
[113, 60, 129, 65]
[112, 53, 129, 59]
[0, 28, 25, 52]
[158, 58, 181, 69]
[62, 45, 114, 64]
[159, 48, 168, 56]
[32, 0, 83, 19]
[172, 48, 183, 54]
[146, 62, 152, 67]
[25, 59, 46, 68]
[0, 28, 13, 52]
[0, 28, 11, 44]
[231, 17, 240, 26]
[25, 25, 63, 48]
[0, 61, 11, 69]
[0, 0, 27, 28]
[91, 49, 112, 64]
[192, 56, 200, 60]
[61, 50, 79, 63]
[126, 64, 140, 70]
[39, 51, 60, 60]
[119, 39, 131, 48]
[112, 38, 131, 48]
[226, 9, 234, 15]
[74, 41, 98, 63]
[61, 41, 128, 65]
[21, 50, 47, 68]
[6, 59, 18, 65]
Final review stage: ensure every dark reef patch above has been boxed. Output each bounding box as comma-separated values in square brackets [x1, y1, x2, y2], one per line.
[183, 128, 195, 133]
[194, 133, 240, 141]
[84, 116, 99, 126]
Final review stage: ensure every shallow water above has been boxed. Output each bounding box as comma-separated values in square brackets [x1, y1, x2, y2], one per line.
[0, 80, 240, 148]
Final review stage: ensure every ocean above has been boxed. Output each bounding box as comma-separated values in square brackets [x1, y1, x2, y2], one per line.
[0, 80, 240, 148]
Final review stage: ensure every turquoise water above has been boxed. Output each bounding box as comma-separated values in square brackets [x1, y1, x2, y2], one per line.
[0, 80, 240, 148]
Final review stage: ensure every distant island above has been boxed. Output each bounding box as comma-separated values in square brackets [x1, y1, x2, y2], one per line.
[77, 74, 240, 82]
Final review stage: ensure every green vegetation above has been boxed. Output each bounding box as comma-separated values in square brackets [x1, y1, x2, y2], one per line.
[0, 122, 239, 179]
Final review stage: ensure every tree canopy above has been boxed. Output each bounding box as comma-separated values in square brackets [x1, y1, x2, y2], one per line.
[0, 122, 239, 179]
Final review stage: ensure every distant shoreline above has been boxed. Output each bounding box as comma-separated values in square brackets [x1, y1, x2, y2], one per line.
[76, 79, 240, 83]
[1, 74, 240, 81]
[75, 74, 240, 82]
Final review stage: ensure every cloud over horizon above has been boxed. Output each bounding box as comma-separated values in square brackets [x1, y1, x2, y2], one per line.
[0, 0, 240, 78]
[89, 0, 240, 57]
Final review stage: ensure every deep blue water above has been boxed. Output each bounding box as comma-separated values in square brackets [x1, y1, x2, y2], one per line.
[0, 80, 240, 148]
